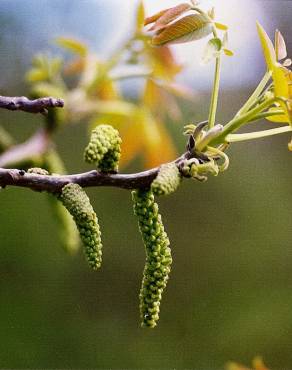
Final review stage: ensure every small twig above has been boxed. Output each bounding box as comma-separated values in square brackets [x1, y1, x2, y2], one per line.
[0, 96, 64, 114]
[0, 128, 50, 168]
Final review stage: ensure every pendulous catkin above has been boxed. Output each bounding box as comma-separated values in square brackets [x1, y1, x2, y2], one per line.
[132, 189, 172, 328]
[59, 183, 102, 269]
[151, 163, 181, 196]
[84, 124, 122, 172]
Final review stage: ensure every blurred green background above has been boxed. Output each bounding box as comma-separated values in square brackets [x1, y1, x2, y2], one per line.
[1, 1, 292, 368]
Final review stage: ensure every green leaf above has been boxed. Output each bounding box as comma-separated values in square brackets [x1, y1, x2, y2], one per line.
[30, 82, 65, 98]
[202, 37, 222, 64]
[56, 37, 87, 57]
[256, 21, 276, 71]
[25, 68, 49, 83]
[152, 14, 212, 46]
[265, 107, 288, 123]
[136, 1, 145, 31]
[223, 49, 234, 57]
[215, 22, 228, 31]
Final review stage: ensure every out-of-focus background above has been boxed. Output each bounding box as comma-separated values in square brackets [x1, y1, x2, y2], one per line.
[1, 1, 292, 368]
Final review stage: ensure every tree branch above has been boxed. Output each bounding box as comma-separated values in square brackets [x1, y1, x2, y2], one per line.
[0, 94, 187, 193]
[0, 154, 189, 193]
[0, 96, 64, 114]
[0, 167, 159, 193]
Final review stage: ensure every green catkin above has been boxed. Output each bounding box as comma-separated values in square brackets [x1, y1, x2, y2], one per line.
[84, 124, 122, 172]
[132, 189, 172, 328]
[27, 167, 49, 176]
[151, 163, 182, 196]
[59, 183, 102, 269]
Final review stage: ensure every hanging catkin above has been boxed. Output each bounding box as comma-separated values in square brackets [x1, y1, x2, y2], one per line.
[132, 189, 172, 328]
[59, 183, 102, 269]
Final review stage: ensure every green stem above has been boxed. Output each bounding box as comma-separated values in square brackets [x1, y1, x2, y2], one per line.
[191, 7, 221, 129]
[208, 55, 221, 129]
[235, 71, 271, 117]
[209, 97, 285, 145]
[227, 125, 292, 143]
[247, 110, 284, 123]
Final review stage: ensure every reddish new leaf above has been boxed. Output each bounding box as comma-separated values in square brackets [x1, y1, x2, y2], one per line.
[152, 14, 212, 46]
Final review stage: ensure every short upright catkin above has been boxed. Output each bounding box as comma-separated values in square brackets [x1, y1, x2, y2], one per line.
[132, 189, 172, 328]
[151, 163, 182, 196]
[84, 124, 122, 172]
[59, 183, 102, 270]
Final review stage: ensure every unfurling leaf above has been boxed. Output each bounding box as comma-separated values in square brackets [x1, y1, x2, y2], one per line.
[275, 29, 287, 61]
[223, 49, 234, 57]
[202, 37, 222, 64]
[208, 7, 215, 20]
[136, 1, 145, 31]
[56, 37, 87, 57]
[222, 32, 234, 56]
[144, 9, 169, 27]
[257, 22, 291, 122]
[256, 22, 277, 71]
[152, 14, 212, 46]
[215, 22, 228, 31]
[148, 3, 191, 32]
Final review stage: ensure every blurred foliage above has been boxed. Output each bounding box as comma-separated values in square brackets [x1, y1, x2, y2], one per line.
[25, 1, 198, 169]
[226, 357, 269, 370]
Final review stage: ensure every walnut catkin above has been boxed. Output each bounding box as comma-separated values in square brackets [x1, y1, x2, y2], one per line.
[59, 183, 102, 269]
[84, 124, 121, 172]
[132, 189, 172, 328]
[151, 163, 181, 196]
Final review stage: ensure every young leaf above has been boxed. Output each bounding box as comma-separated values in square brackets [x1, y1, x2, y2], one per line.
[208, 7, 215, 20]
[215, 22, 228, 31]
[257, 22, 276, 71]
[56, 37, 87, 57]
[149, 3, 191, 32]
[223, 49, 234, 57]
[144, 9, 169, 26]
[152, 14, 212, 46]
[202, 37, 222, 64]
[136, 1, 145, 31]
[275, 29, 287, 61]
